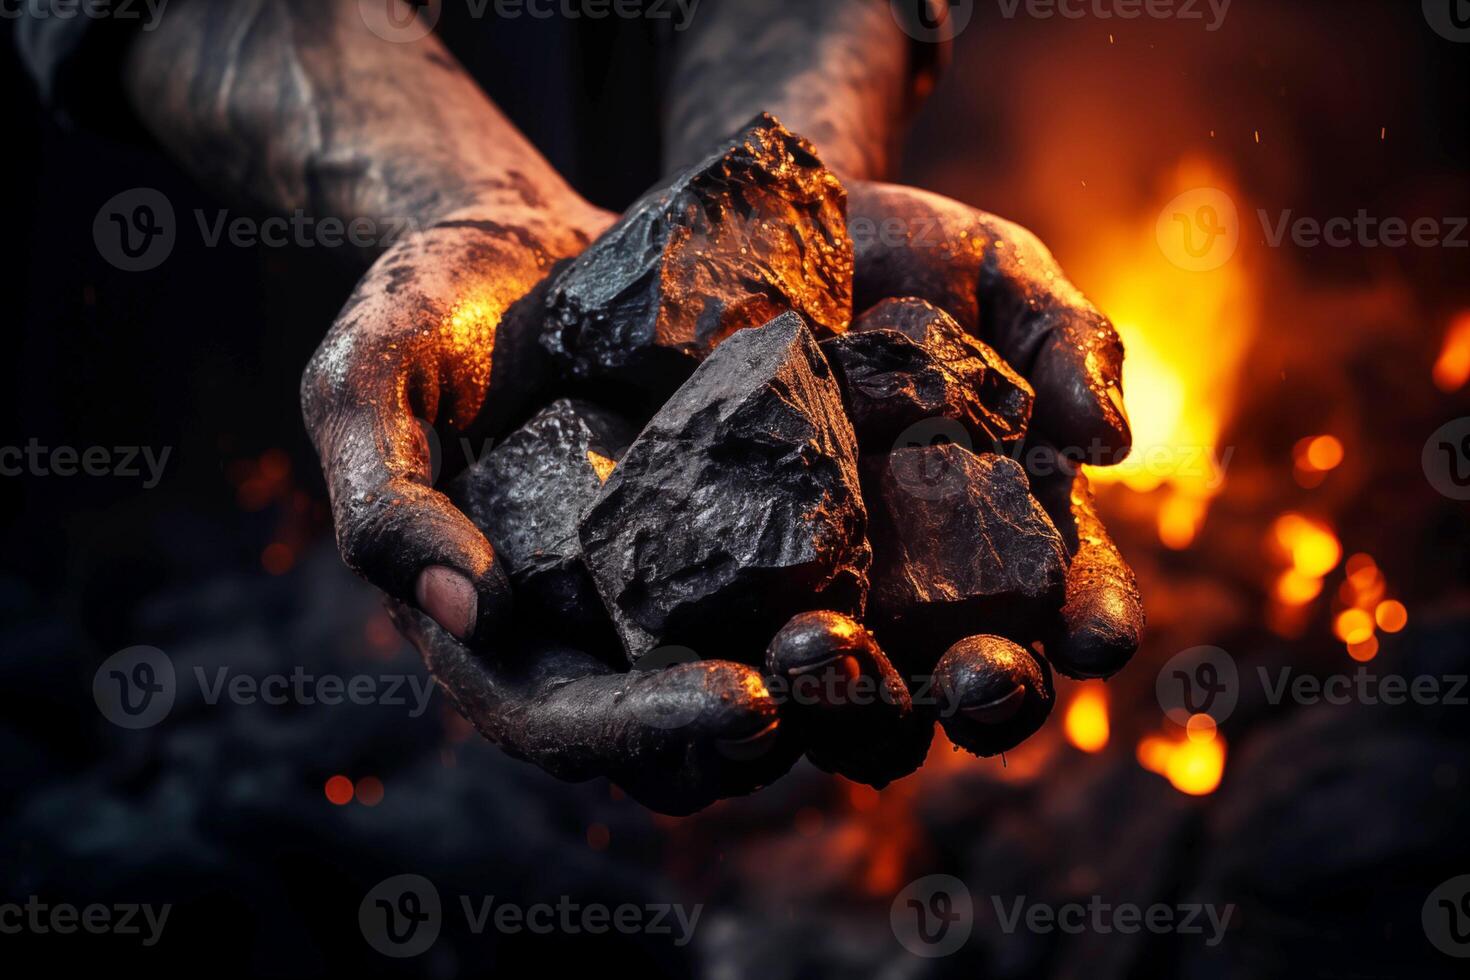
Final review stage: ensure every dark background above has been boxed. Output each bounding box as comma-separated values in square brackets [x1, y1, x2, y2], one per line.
[3, 1, 1469, 977]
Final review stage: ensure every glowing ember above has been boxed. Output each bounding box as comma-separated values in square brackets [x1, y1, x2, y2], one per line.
[1137, 724, 1226, 796]
[324, 775, 354, 806]
[1293, 434, 1344, 487]
[1064, 686, 1110, 753]
[1271, 513, 1341, 578]
[355, 776, 384, 807]
[1333, 608, 1374, 645]
[1375, 599, 1408, 633]
[1432, 311, 1470, 392]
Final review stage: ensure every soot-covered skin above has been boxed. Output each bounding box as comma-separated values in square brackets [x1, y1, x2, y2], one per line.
[1027, 445, 1145, 679]
[824, 296, 1034, 453]
[391, 604, 801, 816]
[865, 446, 1068, 668]
[448, 398, 637, 636]
[847, 182, 1131, 460]
[933, 634, 1055, 758]
[765, 610, 933, 787]
[542, 113, 853, 399]
[579, 312, 871, 665]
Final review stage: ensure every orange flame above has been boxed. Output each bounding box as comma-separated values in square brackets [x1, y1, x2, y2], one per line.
[1085, 157, 1255, 550]
[1064, 686, 1110, 753]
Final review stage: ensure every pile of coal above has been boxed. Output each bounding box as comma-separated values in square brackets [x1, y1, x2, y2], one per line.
[578, 312, 870, 663]
[822, 297, 1033, 453]
[541, 112, 852, 401]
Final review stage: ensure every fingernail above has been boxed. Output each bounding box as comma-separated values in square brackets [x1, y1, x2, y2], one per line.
[717, 719, 781, 761]
[415, 565, 477, 640]
[788, 654, 863, 710]
[960, 684, 1027, 724]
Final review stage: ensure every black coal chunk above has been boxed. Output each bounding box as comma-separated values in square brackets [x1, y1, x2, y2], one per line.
[449, 398, 636, 630]
[865, 445, 1066, 664]
[823, 297, 1033, 453]
[542, 112, 853, 399]
[579, 312, 870, 664]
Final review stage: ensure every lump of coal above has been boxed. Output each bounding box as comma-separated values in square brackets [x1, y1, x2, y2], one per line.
[449, 398, 636, 629]
[823, 297, 1033, 453]
[865, 445, 1066, 664]
[579, 312, 870, 664]
[542, 112, 853, 399]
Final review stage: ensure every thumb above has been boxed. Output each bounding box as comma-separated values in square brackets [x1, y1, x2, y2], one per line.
[311, 400, 512, 648]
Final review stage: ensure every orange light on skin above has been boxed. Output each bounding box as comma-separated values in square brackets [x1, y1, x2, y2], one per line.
[1347, 635, 1379, 662]
[1375, 600, 1408, 633]
[355, 776, 384, 807]
[1432, 312, 1470, 392]
[324, 775, 354, 806]
[1334, 608, 1375, 645]
[1064, 686, 1110, 753]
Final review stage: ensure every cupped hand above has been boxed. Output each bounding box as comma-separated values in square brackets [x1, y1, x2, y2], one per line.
[848, 181, 1132, 461]
[848, 182, 1143, 680]
[301, 198, 612, 649]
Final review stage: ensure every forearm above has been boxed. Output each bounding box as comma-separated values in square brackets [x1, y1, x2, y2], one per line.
[122, 0, 603, 255]
[664, 0, 936, 181]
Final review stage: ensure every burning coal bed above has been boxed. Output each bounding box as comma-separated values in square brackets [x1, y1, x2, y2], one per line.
[437, 115, 1144, 810]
